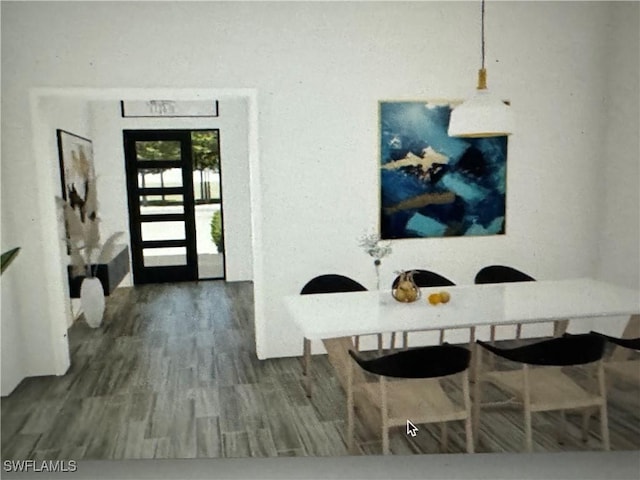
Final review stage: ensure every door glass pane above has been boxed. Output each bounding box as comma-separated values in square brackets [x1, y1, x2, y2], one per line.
[191, 130, 224, 279]
[197, 204, 225, 278]
[191, 131, 220, 203]
[138, 168, 183, 189]
[143, 247, 187, 267]
[141, 222, 186, 242]
[193, 171, 220, 202]
[136, 140, 181, 161]
[139, 195, 184, 210]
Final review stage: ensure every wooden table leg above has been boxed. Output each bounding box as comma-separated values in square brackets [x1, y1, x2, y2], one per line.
[468, 326, 477, 381]
[303, 337, 312, 397]
[553, 319, 569, 337]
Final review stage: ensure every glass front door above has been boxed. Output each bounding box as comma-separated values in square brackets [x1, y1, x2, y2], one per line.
[123, 130, 198, 284]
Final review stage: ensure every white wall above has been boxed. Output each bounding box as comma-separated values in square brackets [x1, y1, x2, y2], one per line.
[0, 95, 88, 393]
[592, 2, 640, 337]
[0, 264, 25, 394]
[1, 2, 638, 390]
[596, 2, 640, 290]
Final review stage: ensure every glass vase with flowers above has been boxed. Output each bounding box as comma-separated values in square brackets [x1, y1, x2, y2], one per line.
[358, 232, 392, 290]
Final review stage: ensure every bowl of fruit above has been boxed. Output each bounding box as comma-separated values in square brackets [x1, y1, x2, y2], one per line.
[392, 270, 421, 303]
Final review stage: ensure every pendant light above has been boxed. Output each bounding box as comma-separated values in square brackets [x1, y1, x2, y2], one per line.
[448, 0, 513, 138]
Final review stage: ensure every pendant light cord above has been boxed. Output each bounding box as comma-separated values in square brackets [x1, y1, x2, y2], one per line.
[477, 0, 488, 89]
[481, 0, 486, 70]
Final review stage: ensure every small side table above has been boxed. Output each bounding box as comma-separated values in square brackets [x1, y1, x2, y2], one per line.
[67, 244, 129, 298]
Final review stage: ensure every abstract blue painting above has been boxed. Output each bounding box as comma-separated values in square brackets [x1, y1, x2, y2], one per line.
[379, 101, 507, 239]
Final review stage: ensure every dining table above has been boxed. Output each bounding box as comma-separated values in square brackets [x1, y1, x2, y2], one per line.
[284, 277, 640, 397]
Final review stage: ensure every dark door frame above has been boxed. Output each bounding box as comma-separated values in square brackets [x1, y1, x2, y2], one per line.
[123, 129, 198, 284]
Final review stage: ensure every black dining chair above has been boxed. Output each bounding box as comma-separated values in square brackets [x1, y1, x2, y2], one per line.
[590, 332, 640, 351]
[474, 265, 535, 284]
[473, 333, 609, 452]
[590, 330, 640, 385]
[300, 274, 368, 296]
[390, 269, 457, 351]
[581, 329, 640, 438]
[474, 265, 539, 341]
[347, 344, 473, 455]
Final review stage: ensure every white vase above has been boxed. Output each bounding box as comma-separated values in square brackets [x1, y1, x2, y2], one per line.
[80, 277, 105, 328]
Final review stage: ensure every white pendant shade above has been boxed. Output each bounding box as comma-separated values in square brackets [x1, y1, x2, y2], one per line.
[448, 89, 513, 138]
[448, 1, 514, 138]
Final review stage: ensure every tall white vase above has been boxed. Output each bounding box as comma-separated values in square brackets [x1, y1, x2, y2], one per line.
[80, 277, 105, 328]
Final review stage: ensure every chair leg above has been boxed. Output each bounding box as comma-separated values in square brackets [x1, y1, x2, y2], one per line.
[440, 423, 448, 452]
[472, 345, 482, 445]
[581, 408, 593, 443]
[402, 331, 408, 350]
[347, 413, 355, 454]
[382, 424, 390, 455]
[465, 417, 474, 453]
[524, 408, 533, 452]
[439, 329, 445, 345]
[462, 369, 474, 453]
[303, 337, 312, 398]
[558, 410, 567, 445]
[523, 365, 533, 452]
[302, 338, 309, 375]
[598, 362, 610, 451]
[486, 338, 496, 369]
[377, 334, 383, 355]
[600, 403, 610, 451]
[468, 327, 476, 381]
[354, 335, 360, 352]
[389, 332, 396, 352]
[347, 359, 356, 454]
[380, 378, 389, 454]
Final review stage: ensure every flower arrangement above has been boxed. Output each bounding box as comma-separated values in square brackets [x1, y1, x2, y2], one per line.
[359, 233, 392, 264]
[358, 232, 392, 289]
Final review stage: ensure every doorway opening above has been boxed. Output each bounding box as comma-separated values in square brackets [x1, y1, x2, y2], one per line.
[123, 129, 224, 284]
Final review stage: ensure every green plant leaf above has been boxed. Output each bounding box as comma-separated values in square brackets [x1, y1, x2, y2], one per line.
[210, 210, 224, 253]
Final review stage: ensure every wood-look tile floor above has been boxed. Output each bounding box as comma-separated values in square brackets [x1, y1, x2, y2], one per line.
[2, 281, 639, 460]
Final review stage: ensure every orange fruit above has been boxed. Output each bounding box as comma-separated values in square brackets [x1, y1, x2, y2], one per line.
[428, 293, 441, 305]
[439, 291, 450, 303]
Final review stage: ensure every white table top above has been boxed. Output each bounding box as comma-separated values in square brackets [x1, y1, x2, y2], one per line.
[284, 278, 640, 341]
